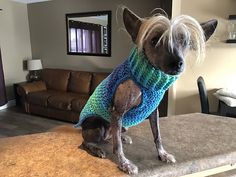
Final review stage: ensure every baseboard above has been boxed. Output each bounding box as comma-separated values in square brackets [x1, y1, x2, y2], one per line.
[0, 99, 16, 110]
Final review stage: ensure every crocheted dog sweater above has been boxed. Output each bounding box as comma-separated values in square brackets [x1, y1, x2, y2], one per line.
[75, 47, 179, 128]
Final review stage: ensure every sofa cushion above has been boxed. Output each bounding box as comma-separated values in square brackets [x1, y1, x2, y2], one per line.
[47, 92, 87, 111]
[68, 71, 92, 94]
[91, 72, 109, 94]
[28, 90, 60, 107]
[71, 95, 89, 112]
[42, 68, 70, 91]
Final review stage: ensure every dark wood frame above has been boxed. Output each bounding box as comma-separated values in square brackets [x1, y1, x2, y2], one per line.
[158, 0, 172, 117]
[66, 11, 112, 57]
[160, 0, 172, 18]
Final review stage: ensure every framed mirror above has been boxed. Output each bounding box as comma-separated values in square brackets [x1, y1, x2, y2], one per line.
[66, 11, 112, 57]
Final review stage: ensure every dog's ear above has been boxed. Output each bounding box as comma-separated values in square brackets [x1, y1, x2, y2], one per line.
[201, 19, 218, 41]
[123, 8, 142, 42]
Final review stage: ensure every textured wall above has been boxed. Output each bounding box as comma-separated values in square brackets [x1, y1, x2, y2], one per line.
[170, 0, 236, 115]
[27, 0, 160, 72]
[0, 0, 32, 100]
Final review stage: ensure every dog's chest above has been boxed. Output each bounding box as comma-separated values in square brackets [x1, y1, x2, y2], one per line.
[121, 85, 165, 127]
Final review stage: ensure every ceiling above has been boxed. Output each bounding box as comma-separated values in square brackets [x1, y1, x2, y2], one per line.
[12, 0, 51, 4]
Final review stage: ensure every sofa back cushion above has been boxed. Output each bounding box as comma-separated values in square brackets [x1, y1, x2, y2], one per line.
[68, 71, 92, 94]
[91, 72, 109, 94]
[42, 68, 70, 91]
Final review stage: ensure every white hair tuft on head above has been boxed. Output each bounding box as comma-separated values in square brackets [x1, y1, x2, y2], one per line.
[136, 14, 206, 63]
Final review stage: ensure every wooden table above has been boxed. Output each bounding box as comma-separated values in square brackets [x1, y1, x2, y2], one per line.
[0, 113, 235, 177]
[13, 81, 27, 106]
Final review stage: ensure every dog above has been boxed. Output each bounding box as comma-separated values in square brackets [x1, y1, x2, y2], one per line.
[75, 8, 217, 175]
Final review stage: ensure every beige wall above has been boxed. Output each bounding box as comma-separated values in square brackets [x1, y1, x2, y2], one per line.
[0, 0, 32, 100]
[27, 0, 160, 72]
[170, 0, 236, 115]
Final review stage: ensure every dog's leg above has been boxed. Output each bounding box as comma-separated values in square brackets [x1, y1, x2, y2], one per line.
[111, 79, 141, 175]
[81, 117, 111, 158]
[121, 134, 132, 144]
[82, 141, 106, 158]
[149, 108, 176, 163]
[111, 110, 137, 174]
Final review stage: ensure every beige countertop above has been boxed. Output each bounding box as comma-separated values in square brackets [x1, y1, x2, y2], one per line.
[0, 113, 235, 177]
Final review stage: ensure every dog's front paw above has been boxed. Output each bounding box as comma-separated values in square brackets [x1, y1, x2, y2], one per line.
[97, 149, 106, 159]
[121, 135, 132, 144]
[158, 149, 176, 163]
[119, 160, 138, 175]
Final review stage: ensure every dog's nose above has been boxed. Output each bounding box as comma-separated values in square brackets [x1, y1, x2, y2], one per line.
[177, 61, 183, 69]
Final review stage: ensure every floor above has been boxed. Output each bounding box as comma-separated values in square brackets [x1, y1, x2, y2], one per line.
[0, 107, 70, 138]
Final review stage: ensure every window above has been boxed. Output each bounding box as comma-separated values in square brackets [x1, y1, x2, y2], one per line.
[66, 11, 111, 56]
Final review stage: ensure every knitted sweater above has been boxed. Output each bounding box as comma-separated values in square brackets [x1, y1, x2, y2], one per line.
[75, 48, 179, 128]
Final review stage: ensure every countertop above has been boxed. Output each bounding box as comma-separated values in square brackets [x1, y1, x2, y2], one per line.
[0, 113, 235, 177]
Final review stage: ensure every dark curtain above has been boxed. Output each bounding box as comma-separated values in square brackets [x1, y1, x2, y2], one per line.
[69, 20, 101, 53]
[0, 49, 7, 106]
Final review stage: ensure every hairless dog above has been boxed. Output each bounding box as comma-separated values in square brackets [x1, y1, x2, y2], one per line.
[75, 7, 217, 175]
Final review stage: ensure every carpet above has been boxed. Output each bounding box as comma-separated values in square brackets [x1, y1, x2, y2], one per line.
[0, 126, 126, 177]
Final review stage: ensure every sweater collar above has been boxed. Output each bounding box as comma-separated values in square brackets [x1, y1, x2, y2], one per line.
[128, 47, 179, 90]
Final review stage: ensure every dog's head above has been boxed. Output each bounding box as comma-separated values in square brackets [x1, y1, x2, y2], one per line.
[123, 8, 217, 75]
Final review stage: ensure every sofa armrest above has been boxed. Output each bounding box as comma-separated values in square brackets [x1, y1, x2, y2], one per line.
[17, 81, 46, 113]
[17, 81, 47, 96]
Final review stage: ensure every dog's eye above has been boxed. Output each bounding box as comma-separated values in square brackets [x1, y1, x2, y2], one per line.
[151, 37, 159, 47]
[178, 34, 189, 47]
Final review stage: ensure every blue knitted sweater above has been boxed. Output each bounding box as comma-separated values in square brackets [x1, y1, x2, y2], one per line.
[75, 48, 179, 128]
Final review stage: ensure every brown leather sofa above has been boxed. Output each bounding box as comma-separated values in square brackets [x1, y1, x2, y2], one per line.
[17, 68, 109, 123]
